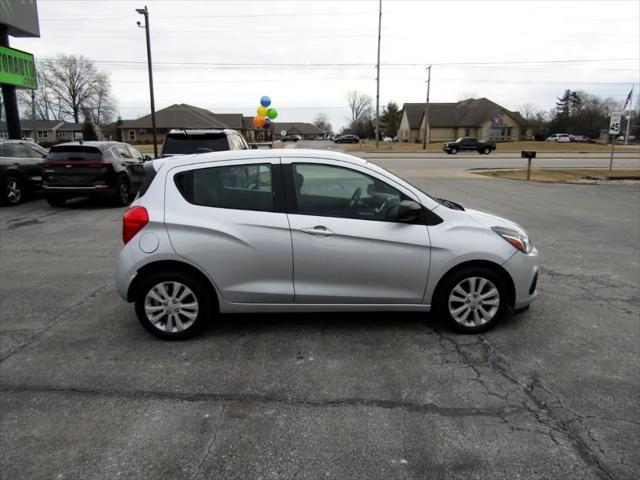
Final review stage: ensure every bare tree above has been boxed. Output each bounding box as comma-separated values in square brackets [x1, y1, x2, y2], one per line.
[18, 65, 64, 121]
[86, 72, 117, 125]
[346, 90, 373, 128]
[457, 90, 479, 101]
[312, 112, 332, 134]
[25, 55, 116, 124]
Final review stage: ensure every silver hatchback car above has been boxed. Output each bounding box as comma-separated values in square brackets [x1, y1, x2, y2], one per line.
[116, 149, 539, 339]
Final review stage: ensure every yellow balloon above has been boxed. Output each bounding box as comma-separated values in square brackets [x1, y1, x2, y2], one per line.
[257, 106, 267, 116]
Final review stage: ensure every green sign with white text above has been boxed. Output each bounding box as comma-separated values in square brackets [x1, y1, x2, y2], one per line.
[0, 45, 36, 89]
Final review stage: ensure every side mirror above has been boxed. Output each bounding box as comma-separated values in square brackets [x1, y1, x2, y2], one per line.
[397, 200, 422, 223]
[143, 155, 152, 161]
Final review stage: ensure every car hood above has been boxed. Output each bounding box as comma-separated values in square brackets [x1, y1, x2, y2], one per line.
[465, 208, 525, 233]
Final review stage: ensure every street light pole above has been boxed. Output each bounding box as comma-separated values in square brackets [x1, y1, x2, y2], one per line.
[374, 0, 382, 148]
[422, 65, 431, 150]
[136, 6, 158, 158]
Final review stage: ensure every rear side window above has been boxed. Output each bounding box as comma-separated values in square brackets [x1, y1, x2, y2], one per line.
[175, 163, 273, 212]
[48, 146, 102, 161]
[138, 162, 158, 198]
[163, 134, 229, 155]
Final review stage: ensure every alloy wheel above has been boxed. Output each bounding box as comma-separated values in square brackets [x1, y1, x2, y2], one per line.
[448, 276, 500, 327]
[119, 181, 130, 204]
[6, 178, 22, 204]
[144, 281, 199, 332]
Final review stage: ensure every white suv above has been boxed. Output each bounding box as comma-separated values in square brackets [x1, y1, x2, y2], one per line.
[117, 149, 539, 339]
[545, 133, 571, 142]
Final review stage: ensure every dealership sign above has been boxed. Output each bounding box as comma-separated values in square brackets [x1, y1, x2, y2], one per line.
[0, 45, 36, 89]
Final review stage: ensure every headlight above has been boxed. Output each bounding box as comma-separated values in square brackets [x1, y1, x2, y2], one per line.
[492, 226, 532, 253]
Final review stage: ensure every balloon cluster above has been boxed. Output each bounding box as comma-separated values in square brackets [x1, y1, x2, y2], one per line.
[253, 96, 278, 129]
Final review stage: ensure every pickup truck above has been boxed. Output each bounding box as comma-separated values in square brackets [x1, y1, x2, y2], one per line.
[442, 137, 496, 154]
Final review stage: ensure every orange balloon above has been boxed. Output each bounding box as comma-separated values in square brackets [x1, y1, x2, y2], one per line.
[253, 115, 266, 128]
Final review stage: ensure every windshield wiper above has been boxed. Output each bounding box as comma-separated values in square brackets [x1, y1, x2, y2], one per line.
[435, 197, 465, 211]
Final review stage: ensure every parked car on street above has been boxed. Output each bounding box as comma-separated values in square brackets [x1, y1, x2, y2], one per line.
[570, 135, 595, 143]
[117, 149, 539, 339]
[162, 129, 248, 157]
[335, 134, 359, 144]
[42, 141, 147, 207]
[0, 139, 48, 206]
[442, 137, 496, 154]
[545, 133, 571, 143]
[281, 134, 302, 142]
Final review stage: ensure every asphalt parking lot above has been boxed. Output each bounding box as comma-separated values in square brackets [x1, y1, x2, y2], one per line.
[1, 151, 639, 479]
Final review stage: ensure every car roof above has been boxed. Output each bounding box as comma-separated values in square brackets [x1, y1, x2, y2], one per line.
[52, 141, 126, 151]
[167, 129, 237, 135]
[0, 139, 36, 144]
[153, 148, 368, 171]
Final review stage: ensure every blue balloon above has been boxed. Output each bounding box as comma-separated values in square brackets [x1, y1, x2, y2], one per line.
[260, 96, 271, 107]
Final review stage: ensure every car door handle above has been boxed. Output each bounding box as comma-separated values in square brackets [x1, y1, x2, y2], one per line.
[301, 226, 333, 236]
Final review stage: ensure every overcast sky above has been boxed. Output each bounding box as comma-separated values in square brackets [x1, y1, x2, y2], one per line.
[11, 0, 640, 130]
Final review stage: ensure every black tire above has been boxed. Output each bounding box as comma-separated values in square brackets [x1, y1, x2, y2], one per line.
[113, 176, 131, 207]
[450, 147, 458, 154]
[434, 265, 509, 333]
[45, 196, 67, 207]
[483, 147, 490, 154]
[2, 174, 24, 206]
[134, 270, 213, 340]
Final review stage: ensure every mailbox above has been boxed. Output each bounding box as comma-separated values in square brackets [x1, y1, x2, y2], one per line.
[521, 150, 536, 159]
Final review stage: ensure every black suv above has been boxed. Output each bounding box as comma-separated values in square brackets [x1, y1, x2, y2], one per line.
[0, 139, 48, 206]
[42, 141, 148, 207]
[162, 129, 248, 157]
[442, 137, 496, 154]
[335, 134, 359, 144]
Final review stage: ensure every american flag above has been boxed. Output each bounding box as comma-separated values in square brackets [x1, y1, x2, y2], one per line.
[622, 88, 633, 111]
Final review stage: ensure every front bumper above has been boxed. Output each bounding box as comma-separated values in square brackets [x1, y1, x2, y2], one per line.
[502, 247, 540, 310]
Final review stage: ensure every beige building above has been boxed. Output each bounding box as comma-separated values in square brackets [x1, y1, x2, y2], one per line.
[398, 98, 531, 143]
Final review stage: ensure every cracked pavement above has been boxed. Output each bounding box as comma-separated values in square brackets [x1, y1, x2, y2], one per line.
[1, 158, 638, 479]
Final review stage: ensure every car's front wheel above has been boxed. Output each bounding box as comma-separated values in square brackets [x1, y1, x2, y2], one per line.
[450, 147, 458, 154]
[2, 175, 24, 206]
[134, 271, 212, 339]
[436, 266, 509, 333]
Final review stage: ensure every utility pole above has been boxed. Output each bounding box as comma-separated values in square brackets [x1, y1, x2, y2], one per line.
[624, 112, 631, 146]
[374, 0, 382, 148]
[31, 89, 36, 141]
[422, 65, 431, 150]
[136, 6, 158, 158]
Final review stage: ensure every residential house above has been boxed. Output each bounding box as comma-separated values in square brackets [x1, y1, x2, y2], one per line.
[0, 120, 89, 143]
[115, 104, 245, 144]
[271, 122, 326, 140]
[398, 98, 531, 143]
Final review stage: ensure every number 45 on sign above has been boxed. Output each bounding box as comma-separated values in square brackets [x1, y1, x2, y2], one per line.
[609, 112, 622, 135]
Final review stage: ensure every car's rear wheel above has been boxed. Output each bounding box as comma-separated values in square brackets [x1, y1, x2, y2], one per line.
[45, 195, 67, 207]
[483, 147, 490, 154]
[113, 176, 131, 206]
[2, 175, 24, 206]
[435, 266, 508, 333]
[134, 271, 212, 339]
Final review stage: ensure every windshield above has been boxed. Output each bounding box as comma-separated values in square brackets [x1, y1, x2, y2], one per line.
[163, 134, 228, 155]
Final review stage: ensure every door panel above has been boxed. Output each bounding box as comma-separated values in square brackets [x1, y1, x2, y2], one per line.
[288, 214, 429, 303]
[164, 159, 293, 303]
[284, 160, 430, 304]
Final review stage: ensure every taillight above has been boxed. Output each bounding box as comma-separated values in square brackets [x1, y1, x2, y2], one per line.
[123, 206, 149, 244]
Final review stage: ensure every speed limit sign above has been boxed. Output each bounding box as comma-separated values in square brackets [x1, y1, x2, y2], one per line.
[609, 112, 622, 135]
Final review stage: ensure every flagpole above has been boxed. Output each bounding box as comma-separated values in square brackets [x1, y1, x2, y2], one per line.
[624, 87, 633, 146]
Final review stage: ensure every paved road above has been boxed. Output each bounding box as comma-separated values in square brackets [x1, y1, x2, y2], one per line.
[1, 160, 639, 479]
[289, 140, 640, 177]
